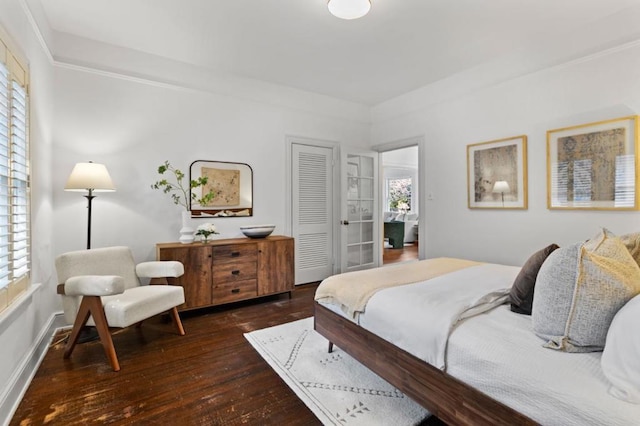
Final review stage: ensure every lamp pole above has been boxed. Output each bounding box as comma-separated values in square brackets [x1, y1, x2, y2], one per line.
[84, 188, 95, 249]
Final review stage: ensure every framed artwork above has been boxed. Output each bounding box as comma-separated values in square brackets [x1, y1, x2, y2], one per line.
[189, 160, 253, 217]
[467, 135, 528, 209]
[547, 115, 638, 210]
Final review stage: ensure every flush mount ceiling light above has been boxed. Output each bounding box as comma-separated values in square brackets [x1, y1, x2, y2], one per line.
[328, 0, 371, 20]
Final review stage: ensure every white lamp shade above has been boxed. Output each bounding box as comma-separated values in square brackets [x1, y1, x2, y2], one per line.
[64, 162, 116, 192]
[492, 180, 510, 193]
[328, 0, 371, 20]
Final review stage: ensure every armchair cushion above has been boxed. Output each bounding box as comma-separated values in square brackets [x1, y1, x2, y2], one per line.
[136, 261, 184, 278]
[64, 275, 124, 296]
[101, 285, 185, 328]
[56, 246, 140, 290]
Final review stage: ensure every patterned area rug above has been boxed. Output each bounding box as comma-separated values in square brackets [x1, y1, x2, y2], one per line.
[244, 317, 431, 425]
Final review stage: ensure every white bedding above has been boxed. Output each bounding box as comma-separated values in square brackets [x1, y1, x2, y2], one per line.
[447, 305, 640, 425]
[317, 263, 640, 425]
[358, 263, 515, 368]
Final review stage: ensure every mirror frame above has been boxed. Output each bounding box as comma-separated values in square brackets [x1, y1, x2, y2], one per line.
[189, 160, 253, 217]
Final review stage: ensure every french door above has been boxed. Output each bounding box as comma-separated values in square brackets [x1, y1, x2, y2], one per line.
[340, 150, 380, 272]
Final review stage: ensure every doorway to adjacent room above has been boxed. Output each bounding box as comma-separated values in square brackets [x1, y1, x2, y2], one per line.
[379, 145, 420, 265]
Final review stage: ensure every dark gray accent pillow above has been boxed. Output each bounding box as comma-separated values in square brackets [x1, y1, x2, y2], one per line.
[509, 244, 559, 315]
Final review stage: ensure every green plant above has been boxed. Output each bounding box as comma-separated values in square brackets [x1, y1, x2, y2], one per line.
[151, 161, 216, 210]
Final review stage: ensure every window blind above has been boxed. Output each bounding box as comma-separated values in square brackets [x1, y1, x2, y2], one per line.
[0, 36, 30, 313]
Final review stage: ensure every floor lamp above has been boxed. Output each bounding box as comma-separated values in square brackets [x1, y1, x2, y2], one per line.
[65, 161, 116, 249]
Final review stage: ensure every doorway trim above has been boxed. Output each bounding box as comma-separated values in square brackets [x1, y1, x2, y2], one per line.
[372, 135, 426, 263]
[285, 135, 341, 281]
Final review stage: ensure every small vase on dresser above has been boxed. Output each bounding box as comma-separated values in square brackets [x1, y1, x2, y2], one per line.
[179, 210, 195, 244]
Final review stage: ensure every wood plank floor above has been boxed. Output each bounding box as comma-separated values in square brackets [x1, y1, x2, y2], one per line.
[12, 282, 444, 425]
[383, 241, 419, 265]
[12, 286, 321, 425]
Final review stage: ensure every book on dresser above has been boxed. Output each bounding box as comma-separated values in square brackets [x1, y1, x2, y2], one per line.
[156, 235, 294, 311]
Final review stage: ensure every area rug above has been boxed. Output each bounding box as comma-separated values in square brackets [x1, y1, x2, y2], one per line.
[244, 317, 430, 425]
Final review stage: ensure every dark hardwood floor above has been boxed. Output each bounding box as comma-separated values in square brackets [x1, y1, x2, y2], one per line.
[12, 278, 445, 425]
[12, 285, 322, 425]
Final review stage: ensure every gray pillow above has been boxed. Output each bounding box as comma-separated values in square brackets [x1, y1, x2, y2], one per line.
[532, 229, 640, 352]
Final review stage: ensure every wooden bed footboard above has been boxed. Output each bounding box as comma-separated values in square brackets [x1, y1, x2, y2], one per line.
[314, 302, 537, 426]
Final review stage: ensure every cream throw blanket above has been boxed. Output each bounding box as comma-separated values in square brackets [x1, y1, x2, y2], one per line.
[314, 257, 482, 320]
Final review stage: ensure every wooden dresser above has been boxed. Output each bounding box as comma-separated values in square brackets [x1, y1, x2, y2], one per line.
[156, 235, 294, 311]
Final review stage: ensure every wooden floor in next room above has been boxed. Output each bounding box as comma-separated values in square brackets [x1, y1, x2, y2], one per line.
[12, 280, 444, 425]
[383, 241, 419, 265]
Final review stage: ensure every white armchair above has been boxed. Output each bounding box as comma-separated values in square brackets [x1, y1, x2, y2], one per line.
[55, 246, 186, 371]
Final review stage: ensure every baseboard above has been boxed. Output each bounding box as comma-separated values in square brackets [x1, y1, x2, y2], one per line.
[0, 311, 66, 426]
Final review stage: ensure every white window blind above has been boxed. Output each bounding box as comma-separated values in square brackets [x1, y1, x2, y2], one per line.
[0, 36, 30, 313]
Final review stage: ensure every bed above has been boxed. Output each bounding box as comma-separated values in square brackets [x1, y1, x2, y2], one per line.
[313, 239, 640, 426]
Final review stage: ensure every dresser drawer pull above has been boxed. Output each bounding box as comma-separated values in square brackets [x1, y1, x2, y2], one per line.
[231, 288, 240, 294]
[231, 252, 240, 257]
[231, 270, 240, 275]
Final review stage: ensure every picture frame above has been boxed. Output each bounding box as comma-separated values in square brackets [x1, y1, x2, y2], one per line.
[467, 135, 528, 209]
[547, 115, 638, 210]
[189, 160, 253, 217]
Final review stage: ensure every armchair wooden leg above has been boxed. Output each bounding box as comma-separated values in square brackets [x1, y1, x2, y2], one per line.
[170, 307, 185, 335]
[64, 298, 93, 359]
[65, 295, 120, 372]
[150, 278, 185, 336]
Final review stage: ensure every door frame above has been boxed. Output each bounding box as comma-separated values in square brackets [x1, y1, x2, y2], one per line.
[285, 135, 341, 280]
[372, 135, 426, 263]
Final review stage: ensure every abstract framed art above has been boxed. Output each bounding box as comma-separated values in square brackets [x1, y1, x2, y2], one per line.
[547, 115, 638, 210]
[467, 135, 528, 209]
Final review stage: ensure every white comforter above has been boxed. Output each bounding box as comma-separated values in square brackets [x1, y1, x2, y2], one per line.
[448, 305, 640, 425]
[358, 263, 517, 369]
[318, 262, 640, 425]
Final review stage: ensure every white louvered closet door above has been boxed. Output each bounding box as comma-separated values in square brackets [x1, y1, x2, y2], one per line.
[292, 144, 334, 284]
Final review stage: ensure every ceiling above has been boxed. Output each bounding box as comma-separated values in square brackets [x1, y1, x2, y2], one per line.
[38, 0, 640, 105]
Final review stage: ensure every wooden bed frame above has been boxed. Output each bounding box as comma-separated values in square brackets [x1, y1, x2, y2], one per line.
[314, 302, 537, 426]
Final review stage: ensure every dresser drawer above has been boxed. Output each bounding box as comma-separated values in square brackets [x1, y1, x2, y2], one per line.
[212, 261, 257, 283]
[212, 244, 257, 265]
[212, 279, 257, 304]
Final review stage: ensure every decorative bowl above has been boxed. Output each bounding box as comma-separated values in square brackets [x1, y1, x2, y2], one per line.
[240, 224, 275, 238]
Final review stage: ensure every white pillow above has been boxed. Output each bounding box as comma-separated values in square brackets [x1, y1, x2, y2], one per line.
[405, 213, 418, 221]
[601, 294, 640, 404]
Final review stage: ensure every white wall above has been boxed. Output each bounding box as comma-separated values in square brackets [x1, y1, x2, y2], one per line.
[372, 43, 640, 266]
[0, 0, 55, 423]
[51, 51, 372, 264]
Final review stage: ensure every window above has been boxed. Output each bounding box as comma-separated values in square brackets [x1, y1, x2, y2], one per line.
[0, 36, 30, 313]
[386, 177, 412, 211]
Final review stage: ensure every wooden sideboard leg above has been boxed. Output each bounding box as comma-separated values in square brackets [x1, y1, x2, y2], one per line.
[328, 341, 334, 353]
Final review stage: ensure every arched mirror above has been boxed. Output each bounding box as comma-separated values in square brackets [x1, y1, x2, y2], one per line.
[189, 160, 253, 217]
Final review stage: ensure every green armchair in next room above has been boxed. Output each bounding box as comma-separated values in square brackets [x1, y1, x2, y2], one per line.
[384, 221, 405, 249]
